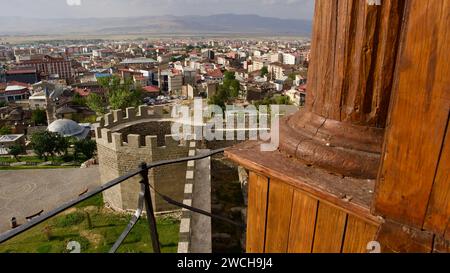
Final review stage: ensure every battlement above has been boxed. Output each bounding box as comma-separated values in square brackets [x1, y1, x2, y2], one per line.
[98, 105, 174, 130]
[96, 128, 188, 151]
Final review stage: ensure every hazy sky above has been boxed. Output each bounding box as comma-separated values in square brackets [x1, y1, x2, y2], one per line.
[0, 0, 315, 19]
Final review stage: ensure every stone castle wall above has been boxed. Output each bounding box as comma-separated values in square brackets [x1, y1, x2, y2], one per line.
[96, 105, 193, 212]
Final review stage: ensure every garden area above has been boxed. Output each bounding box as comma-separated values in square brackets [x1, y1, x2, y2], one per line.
[0, 194, 180, 253]
[0, 130, 97, 170]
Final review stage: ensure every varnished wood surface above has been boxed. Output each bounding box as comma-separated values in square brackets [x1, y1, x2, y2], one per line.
[424, 119, 450, 238]
[374, 0, 450, 228]
[246, 171, 381, 253]
[342, 215, 378, 253]
[312, 203, 347, 253]
[264, 179, 294, 253]
[226, 141, 381, 225]
[246, 172, 269, 253]
[288, 191, 318, 253]
[307, 0, 405, 127]
[376, 220, 434, 253]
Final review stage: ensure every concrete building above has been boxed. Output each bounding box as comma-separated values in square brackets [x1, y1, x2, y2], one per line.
[5, 68, 39, 84]
[282, 53, 300, 65]
[168, 72, 183, 95]
[18, 55, 74, 81]
[269, 53, 283, 63]
[268, 63, 295, 81]
[29, 91, 47, 110]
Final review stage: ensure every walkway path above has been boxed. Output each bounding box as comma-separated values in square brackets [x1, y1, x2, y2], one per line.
[190, 149, 212, 253]
[0, 167, 101, 234]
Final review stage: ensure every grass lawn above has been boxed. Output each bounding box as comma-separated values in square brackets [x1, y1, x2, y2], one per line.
[0, 155, 89, 170]
[0, 194, 180, 253]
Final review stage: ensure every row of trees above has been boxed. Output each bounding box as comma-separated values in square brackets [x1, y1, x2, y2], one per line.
[30, 131, 97, 162]
[7, 132, 96, 163]
[7, 131, 97, 163]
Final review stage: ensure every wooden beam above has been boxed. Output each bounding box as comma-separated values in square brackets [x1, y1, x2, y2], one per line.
[374, 0, 450, 228]
[288, 190, 319, 253]
[312, 202, 347, 253]
[342, 215, 379, 253]
[264, 179, 294, 253]
[424, 118, 450, 237]
[376, 220, 434, 253]
[246, 172, 269, 253]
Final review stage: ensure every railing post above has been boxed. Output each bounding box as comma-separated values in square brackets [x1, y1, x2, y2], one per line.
[139, 162, 161, 253]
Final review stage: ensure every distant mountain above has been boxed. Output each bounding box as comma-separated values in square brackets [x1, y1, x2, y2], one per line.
[0, 14, 312, 36]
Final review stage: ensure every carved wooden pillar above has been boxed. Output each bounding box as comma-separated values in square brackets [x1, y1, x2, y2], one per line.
[279, 0, 405, 180]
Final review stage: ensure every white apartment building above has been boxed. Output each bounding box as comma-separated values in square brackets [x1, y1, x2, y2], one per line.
[269, 53, 283, 63]
[283, 53, 300, 65]
[168, 73, 183, 95]
[249, 58, 268, 73]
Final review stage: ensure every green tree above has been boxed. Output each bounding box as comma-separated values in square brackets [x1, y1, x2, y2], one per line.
[254, 95, 292, 108]
[0, 126, 12, 135]
[261, 67, 269, 77]
[209, 71, 241, 108]
[31, 109, 48, 125]
[31, 131, 69, 161]
[9, 145, 25, 162]
[86, 93, 106, 115]
[288, 73, 297, 82]
[74, 139, 97, 160]
[72, 93, 87, 106]
[99, 76, 143, 112]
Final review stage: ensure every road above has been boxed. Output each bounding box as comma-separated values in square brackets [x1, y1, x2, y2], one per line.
[0, 167, 101, 234]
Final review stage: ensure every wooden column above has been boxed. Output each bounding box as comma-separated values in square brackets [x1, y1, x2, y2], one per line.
[279, 0, 406, 179]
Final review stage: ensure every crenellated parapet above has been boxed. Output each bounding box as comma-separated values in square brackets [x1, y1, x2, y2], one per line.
[97, 105, 174, 130]
[95, 105, 180, 151]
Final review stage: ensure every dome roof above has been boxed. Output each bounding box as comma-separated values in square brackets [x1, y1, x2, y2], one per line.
[47, 119, 86, 138]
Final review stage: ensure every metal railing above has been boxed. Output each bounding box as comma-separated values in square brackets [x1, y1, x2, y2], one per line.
[0, 148, 243, 253]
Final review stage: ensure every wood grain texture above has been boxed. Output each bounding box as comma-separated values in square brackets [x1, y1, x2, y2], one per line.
[424, 119, 450, 237]
[264, 179, 294, 253]
[287, 190, 319, 253]
[312, 202, 348, 253]
[433, 236, 450, 253]
[246, 172, 269, 253]
[342, 215, 379, 253]
[376, 220, 434, 253]
[225, 141, 381, 226]
[307, 0, 405, 127]
[374, 0, 450, 228]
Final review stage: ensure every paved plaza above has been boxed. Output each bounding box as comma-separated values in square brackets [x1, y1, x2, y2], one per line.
[0, 167, 101, 234]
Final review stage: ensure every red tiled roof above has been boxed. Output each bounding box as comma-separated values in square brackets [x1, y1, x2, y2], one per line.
[6, 69, 37, 75]
[298, 84, 307, 92]
[74, 88, 91, 97]
[143, 86, 160, 93]
[7, 81, 30, 88]
[206, 69, 223, 78]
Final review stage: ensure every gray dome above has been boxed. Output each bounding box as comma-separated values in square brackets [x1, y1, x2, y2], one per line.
[48, 119, 85, 137]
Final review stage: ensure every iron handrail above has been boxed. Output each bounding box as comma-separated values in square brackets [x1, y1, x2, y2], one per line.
[0, 148, 228, 251]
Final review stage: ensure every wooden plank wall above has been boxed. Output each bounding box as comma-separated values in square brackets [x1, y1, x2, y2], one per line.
[373, 0, 450, 232]
[246, 172, 380, 253]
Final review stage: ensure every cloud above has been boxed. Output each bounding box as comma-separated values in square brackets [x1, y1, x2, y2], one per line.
[0, 0, 315, 19]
